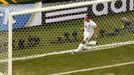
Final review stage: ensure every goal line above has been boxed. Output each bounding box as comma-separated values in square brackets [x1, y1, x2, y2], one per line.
[12, 41, 134, 61]
[0, 41, 133, 63]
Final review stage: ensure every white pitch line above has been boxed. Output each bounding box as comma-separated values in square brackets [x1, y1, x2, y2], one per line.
[50, 61, 134, 75]
[13, 41, 134, 61]
[0, 59, 7, 63]
[0, 72, 4, 75]
[0, 41, 134, 62]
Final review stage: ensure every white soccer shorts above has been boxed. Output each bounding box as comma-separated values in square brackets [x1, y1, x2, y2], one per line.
[83, 31, 94, 42]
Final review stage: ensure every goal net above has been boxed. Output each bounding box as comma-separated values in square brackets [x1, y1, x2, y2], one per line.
[0, 2, 42, 75]
[0, 0, 134, 74]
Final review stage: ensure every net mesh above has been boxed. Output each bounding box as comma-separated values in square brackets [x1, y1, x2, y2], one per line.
[10, 0, 134, 59]
[0, 21, 8, 75]
[0, 2, 43, 75]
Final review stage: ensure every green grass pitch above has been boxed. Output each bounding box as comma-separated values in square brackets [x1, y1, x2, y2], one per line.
[13, 45, 134, 75]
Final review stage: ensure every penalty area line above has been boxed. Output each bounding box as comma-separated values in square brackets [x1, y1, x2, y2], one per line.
[50, 61, 134, 75]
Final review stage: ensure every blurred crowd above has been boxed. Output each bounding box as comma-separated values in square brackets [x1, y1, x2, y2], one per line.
[0, 0, 17, 5]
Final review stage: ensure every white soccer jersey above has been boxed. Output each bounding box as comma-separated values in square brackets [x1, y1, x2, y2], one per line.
[84, 20, 97, 33]
[83, 20, 97, 41]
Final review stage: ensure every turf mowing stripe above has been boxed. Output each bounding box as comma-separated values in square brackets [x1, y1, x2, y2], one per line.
[50, 61, 134, 75]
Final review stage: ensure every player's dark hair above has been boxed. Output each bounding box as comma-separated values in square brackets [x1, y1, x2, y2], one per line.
[86, 14, 91, 19]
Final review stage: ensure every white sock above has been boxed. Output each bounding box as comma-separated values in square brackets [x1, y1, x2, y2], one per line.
[84, 41, 88, 49]
[84, 44, 87, 49]
[75, 43, 85, 52]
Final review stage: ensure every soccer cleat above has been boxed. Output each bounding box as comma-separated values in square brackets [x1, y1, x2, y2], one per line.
[71, 47, 88, 54]
[71, 49, 80, 54]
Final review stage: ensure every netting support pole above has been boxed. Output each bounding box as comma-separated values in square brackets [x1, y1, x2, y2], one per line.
[8, 14, 13, 75]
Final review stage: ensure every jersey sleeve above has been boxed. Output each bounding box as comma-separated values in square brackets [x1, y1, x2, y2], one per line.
[91, 20, 97, 28]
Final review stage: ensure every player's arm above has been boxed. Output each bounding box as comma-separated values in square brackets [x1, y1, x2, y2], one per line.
[92, 25, 99, 40]
[81, 20, 85, 32]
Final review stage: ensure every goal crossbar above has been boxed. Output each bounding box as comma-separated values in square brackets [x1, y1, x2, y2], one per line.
[10, 0, 115, 16]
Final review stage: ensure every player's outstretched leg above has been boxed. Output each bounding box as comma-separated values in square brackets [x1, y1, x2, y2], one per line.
[72, 40, 87, 54]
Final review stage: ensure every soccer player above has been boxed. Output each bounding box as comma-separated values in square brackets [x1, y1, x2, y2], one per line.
[73, 15, 99, 53]
[0, 0, 17, 6]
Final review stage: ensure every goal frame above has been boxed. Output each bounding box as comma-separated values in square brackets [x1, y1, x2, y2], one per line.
[7, 0, 134, 75]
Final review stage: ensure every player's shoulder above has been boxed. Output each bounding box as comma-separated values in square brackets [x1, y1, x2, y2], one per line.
[90, 20, 97, 25]
[90, 20, 95, 23]
[84, 21, 88, 25]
